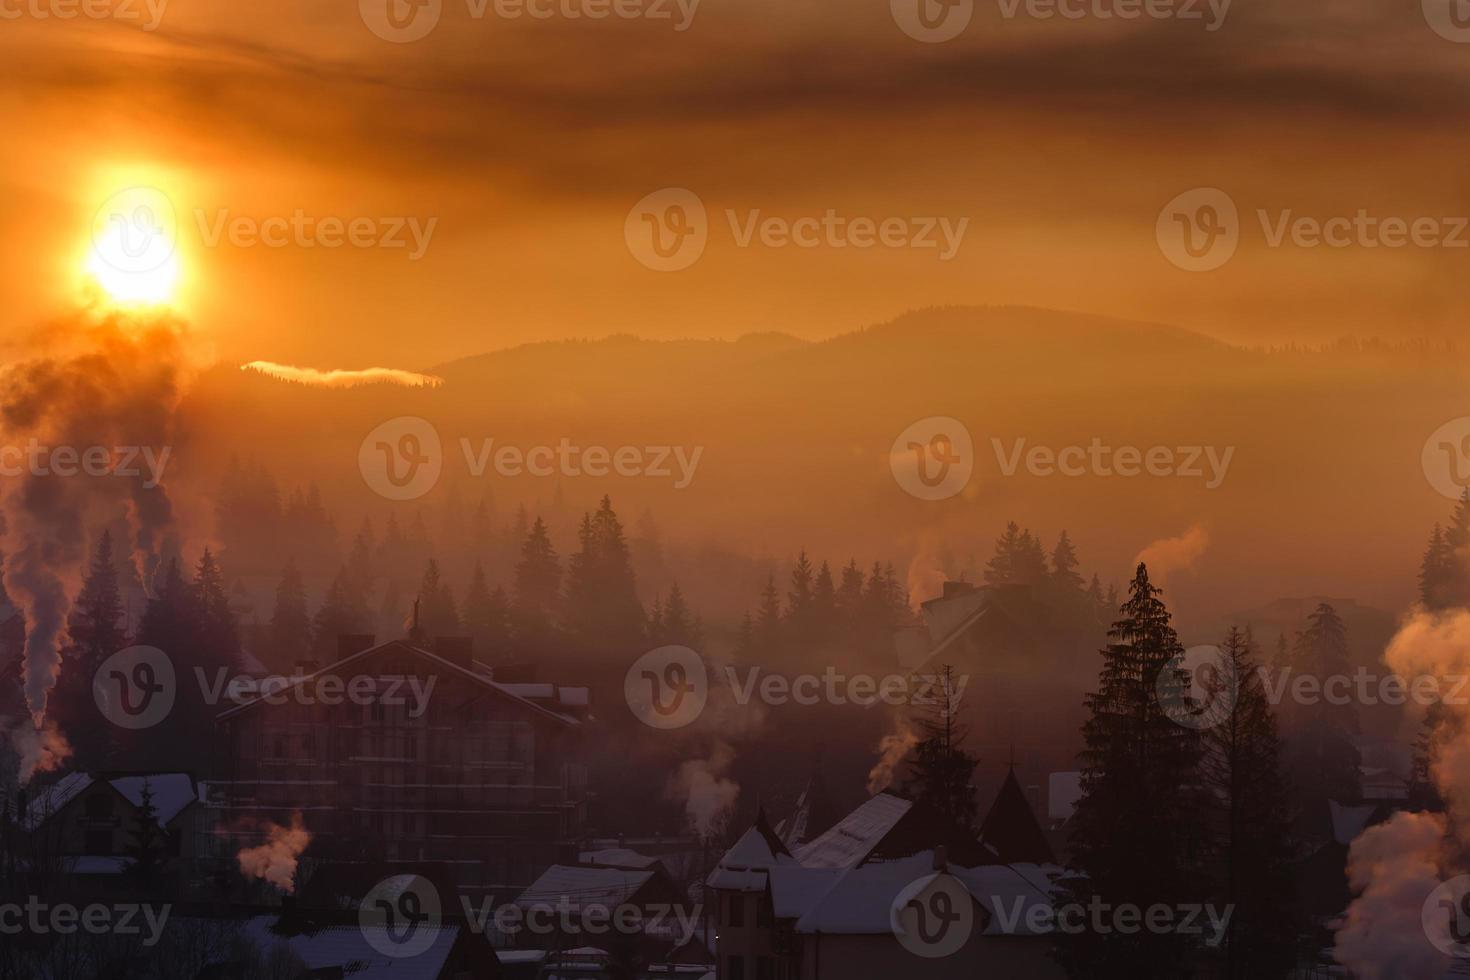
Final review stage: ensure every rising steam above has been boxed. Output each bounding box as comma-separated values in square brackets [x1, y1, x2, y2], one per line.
[1334, 608, 1470, 976]
[667, 740, 740, 839]
[241, 361, 442, 389]
[1133, 524, 1209, 583]
[0, 311, 188, 757]
[236, 812, 311, 893]
[866, 715, 917, 794]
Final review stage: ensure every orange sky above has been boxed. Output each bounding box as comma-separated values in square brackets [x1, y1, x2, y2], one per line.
[2, 1, 1469, 367]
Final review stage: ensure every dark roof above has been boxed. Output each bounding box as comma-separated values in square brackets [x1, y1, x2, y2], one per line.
[979, 768, 1056, 865]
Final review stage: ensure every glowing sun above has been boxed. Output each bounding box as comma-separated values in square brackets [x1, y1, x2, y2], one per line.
[84, 186, 181, 306]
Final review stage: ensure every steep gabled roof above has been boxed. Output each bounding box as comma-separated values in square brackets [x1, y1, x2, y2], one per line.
[216, 638, 578, 726]
[795, 793, 913, 869]
[708, 809, 798, 892]
[979, 768, 1055, 865]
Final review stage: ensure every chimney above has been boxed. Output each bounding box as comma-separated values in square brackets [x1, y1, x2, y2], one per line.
[337, 634, 376, 662]
[932, 844, 949, 872]
[434, 636, 473, 671]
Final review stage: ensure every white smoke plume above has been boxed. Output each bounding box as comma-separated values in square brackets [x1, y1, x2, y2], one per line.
[0, 311, 189, 732]
[241, 361, 442, 389]
[1334, 608, 1470, 975]
[236, 812, 311, 894]
[667, 740, 740, 839]
[1133, 524, 1209, 584]
[866, 715, 917, 794]
[1336, 811, 1452, 979]
[5, 716, 72, 785]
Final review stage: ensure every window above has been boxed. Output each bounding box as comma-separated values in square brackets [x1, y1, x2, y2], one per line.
[757, 896, 773, 928]
[757, 957, 774, 980]
[727, 893, 745, 928]
[726, 955, 745, 980]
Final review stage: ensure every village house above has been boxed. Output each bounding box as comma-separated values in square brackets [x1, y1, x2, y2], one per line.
[213, 634, 591, 899]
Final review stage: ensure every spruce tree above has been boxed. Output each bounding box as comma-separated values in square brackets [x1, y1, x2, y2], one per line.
[1200, 628, 1298, 979]
[984, 522, 1025, 585]
[1280, 603, 1360, 810]
[268, 559, 312, 668]
[1059, 562, 1205, 978]
[562, 498, 644, 651]
[462, 563, 511, 660]
[417, 559, 461, 637]
[126, 777, 166, 887]
[901, 665, 979, 830]
[193, 548, 241, 664]
[755, 575, 783, 652]
[1420, 524, 1456, 610]
[786, 551, 817, 648]
[661, 583, 701, 648]
[1048, 530, 1086, 599]
[836, 560, 865, 635]
[312, 566, 372, 658]
[512, 516, 561, 651]
[55, 531, 129, 767]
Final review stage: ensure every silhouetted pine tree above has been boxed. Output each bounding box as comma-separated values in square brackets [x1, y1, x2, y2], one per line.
[1048, 530, 1086, 600]
[984, 522, 1026, 585]
[812, 561, 838, 642]
[54, 531, 128, 768]
[125, 777, 166, 888]
[1058, 562, 1205, 978]
[660, 583, 701, 648]
[901, 665, 978, 831]
[1200, 628, 1298, 979]
[1280, 603, 1361, 810]
[417, 560, 461, 637]
[268, 559, 312, 669]
[513, 517, 561, 651]
[312, 566, 372, 657]
[1420, 524, 1456, 610]
[462, 563, 511, 660]
[563, 497, 644, 652]
[1410, 699, 1451, 812]
[755, 575, 783, 652]
[193, 548, 241, 663]
[836, 560, 865, 634]
[785, 551, 818, 648]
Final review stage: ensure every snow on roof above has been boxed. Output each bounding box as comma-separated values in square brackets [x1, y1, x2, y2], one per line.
[579, 848, 661, 870]
[795, 793, 912, 869]
[1048, 772, 1083, 822]
[789, 853, 1058, 937]
[708, 814, 798, 892]
[110, 774, 196, 827]
[767, 866, 841, 919]
[517, 865, 654, 911]
[237, 916, 458, 980]
[24, 772, 93, 829]
[60, 856, 135, 875]
[218, 639, 578, 725]
[1330, 800, 1379, 846]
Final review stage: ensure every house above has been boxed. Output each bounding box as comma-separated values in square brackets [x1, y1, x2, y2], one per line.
[22, 770, 202, 877]
[213, 634, 591, 898]
[706, 786, 1066, 980]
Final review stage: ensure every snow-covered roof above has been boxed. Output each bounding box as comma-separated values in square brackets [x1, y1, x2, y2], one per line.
[25, 772, 93, 830]
[110, 774, 197, 827]
[788, 852, 1059, 937]
[578, 848, 661, 870]
[1329, 800, 1379, 846]
[517, 865, 654, 911]
[237, 916, 458, 980]
[219, 639, 580, 725]
[795, 794, 912, 869]
[26, 772, 196, 831]
[708, 813, 797, 892]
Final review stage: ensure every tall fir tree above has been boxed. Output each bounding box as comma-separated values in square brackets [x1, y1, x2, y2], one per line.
[1199, 628, 1298, 979]
[416, 559, 462, 637]
[1280, 603, 1361, 811]
[513, 516, 561, 651]
[562, 497, 645, 651]
[312, 565, 372, 657]
[1420, 524, 1456, 610]
[755, 575, 783, 652]
[268, 559, 312, 669]
[462, 563, 511, 661]
[901, 665, 979, 831]
[54, 531, 129, 768]
[1059, 563, 1206, 978]
[785, 551, 818, 648]
[1048, 530, 1086, 600]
